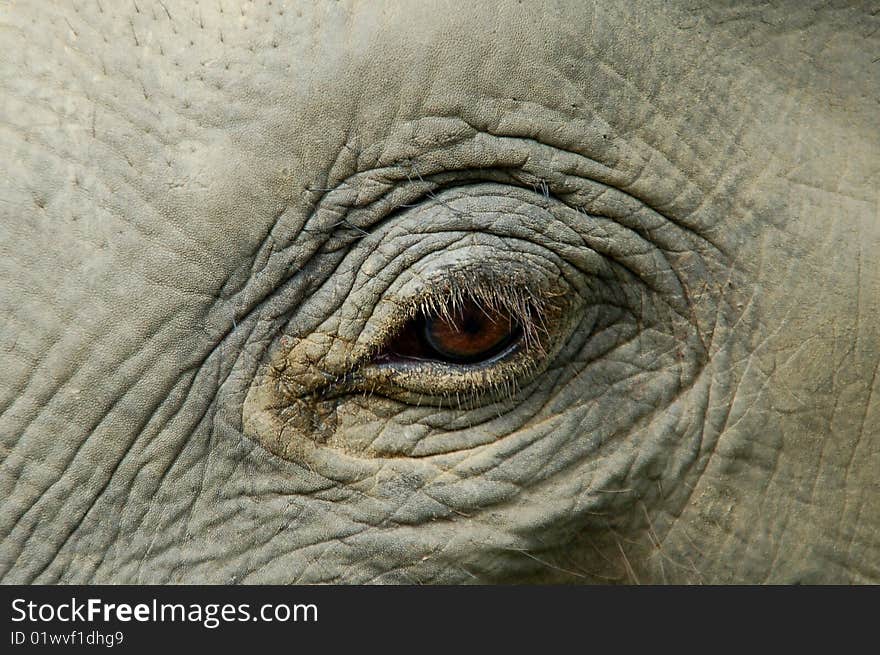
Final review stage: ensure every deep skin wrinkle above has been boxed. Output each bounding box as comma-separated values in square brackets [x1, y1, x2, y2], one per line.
[0, 1, 878, 583]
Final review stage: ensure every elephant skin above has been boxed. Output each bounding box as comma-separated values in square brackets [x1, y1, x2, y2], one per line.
[0, 0, 878, 583]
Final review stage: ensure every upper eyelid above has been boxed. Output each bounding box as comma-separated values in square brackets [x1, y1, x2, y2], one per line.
[237, 126, 716, 332]
[280, 178, 677, 346]
[302, 131, 720, 248]
[322, 174, 722, 310]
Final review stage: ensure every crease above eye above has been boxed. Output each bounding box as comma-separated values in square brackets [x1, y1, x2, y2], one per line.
[265, 177, 689, 405]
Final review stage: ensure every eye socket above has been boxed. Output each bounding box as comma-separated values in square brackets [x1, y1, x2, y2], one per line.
[383, 299, 522, 365]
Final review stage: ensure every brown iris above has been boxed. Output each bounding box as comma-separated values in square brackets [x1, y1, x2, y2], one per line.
[386, 299, 520, 364]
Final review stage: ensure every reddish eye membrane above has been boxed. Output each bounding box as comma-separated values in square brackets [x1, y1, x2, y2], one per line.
[383, 298, 521, 365]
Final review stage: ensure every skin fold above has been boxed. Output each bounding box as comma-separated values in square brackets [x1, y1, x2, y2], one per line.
[0, 0, 877, 583]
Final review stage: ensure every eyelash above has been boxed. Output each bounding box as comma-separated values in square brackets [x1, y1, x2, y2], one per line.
[335, 273, 573, 405]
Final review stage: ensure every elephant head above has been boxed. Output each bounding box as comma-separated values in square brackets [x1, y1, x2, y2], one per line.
[1, 0, 878, 583]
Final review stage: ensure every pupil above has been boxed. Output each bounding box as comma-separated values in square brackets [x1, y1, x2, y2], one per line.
[461, 314, 482, 334]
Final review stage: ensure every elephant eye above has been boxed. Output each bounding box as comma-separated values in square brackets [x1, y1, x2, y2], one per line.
[379, 299, 522, 365]
[342, 273, 573, 407]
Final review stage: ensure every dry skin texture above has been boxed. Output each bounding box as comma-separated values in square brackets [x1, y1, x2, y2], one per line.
[0, 1, 878, 583]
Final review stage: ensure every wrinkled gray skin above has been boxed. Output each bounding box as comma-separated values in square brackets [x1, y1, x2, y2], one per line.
[1, 0, 878, 584]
